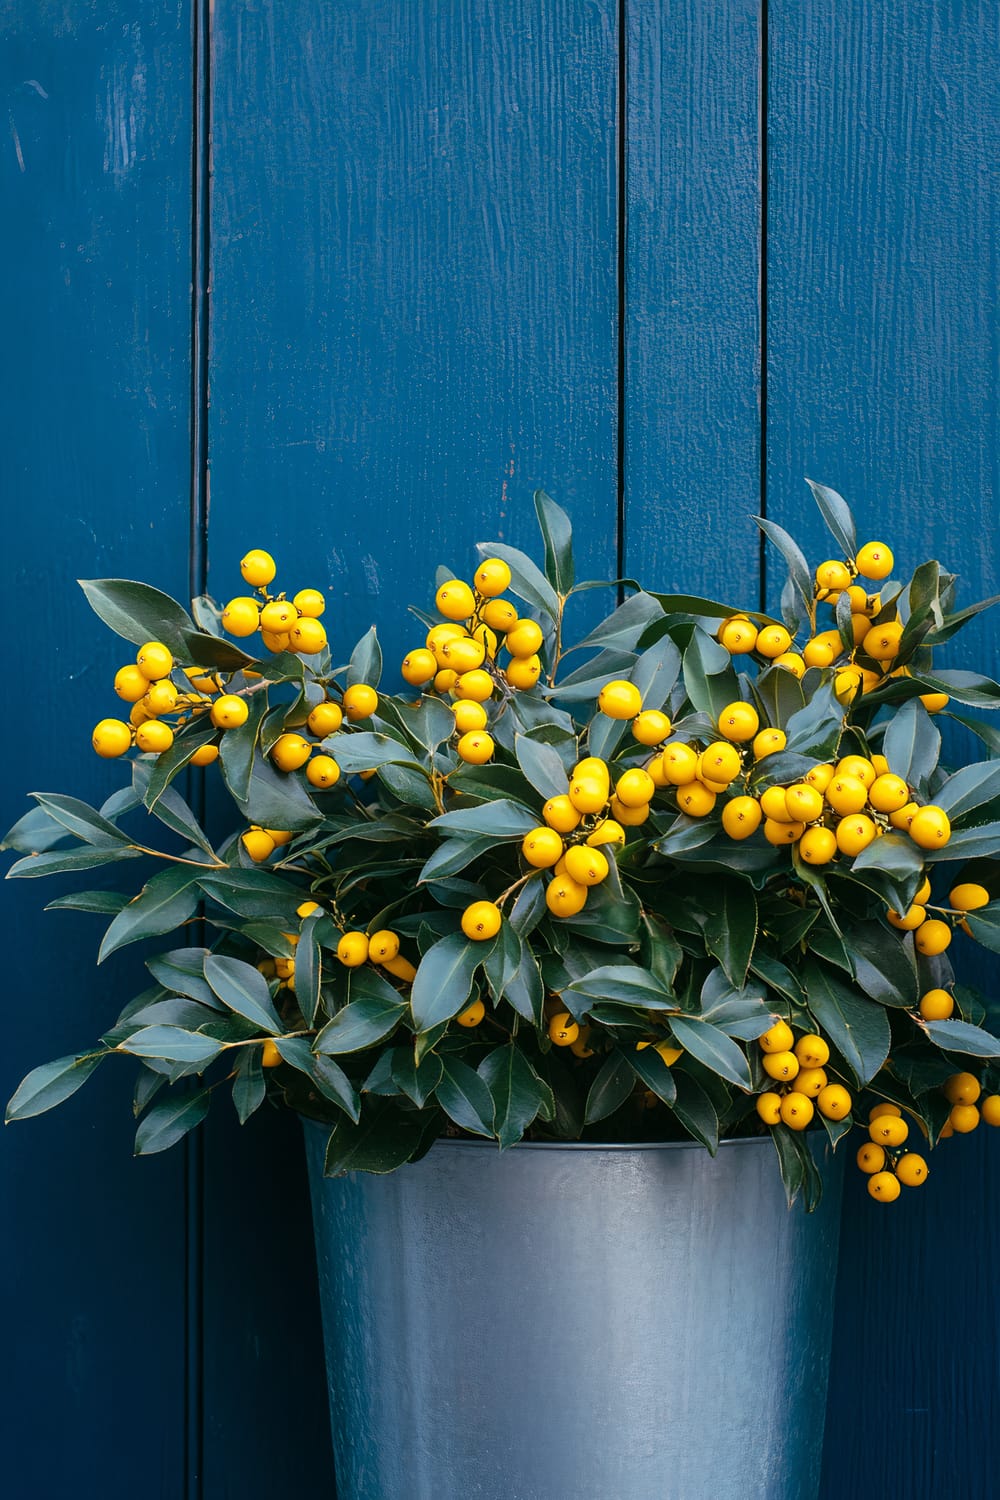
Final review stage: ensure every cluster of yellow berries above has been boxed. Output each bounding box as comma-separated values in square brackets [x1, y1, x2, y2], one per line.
[937, 1071, 1000, 1139]
[256, 900, 418, 1016]
[857, 1104, 930, 1201]
[265, 681, 378, 791]
[887, 882, 991, 957]
[92, 639, 224, 764]
[398, 559, 547, 765]
[716, 538, 949, 713]
[221, 549, 329, 656]
[754, 1021, 853, 1131]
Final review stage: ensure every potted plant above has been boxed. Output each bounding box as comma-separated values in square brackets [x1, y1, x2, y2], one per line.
[7, 483, 1000, 1500]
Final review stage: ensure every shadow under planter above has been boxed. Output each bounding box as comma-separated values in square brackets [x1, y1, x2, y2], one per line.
[304, 1124, 844, 1500]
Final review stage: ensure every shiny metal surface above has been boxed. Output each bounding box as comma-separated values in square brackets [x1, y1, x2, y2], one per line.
[304, 1125, 844, 1500]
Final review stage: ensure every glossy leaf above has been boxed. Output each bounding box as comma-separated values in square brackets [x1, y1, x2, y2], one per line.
[963, 905, 1000, 953]
[584, 1051, 635, 1125]
[925, 821, 1000, 862]
[804, 959, 890, 1086]
[570, 591, 665, 654]
[671, 1072, 719, 1153]
[78, 577, 197, 656]
[681, 629, 739, 720]
[533, 489, 574, 594]
[146, 948, 221, 1007]
[315, 985, 409, 1055]
[410, 931, 483, 1032]
[702, 880, 757, 987]
[806, 479, 857, 557]
[294, 912, 323, 1027]
[626, 1044, 678, 1105]
[474, 540, 559, 620]
[6, 845, 143, 879]
[29, 793, 129, 847]
[6, 1051, 105, 1122]
[45, 890, 130, 915]
[232, 1049, 266, 1124]
[203, 955, 283, 1034]
[120, 1027, 223, 1065]
[428, 799, 538, 839]
[347, 626, 382, 689]
[391, 1050, 444, 1109]
[566, 963, 675, 1011]
[435, 1056, 495, 1136]
[882, 699, 940, 789]
[668, 1017, 752, 1090]
[2, 804, 71, 854]
[98, 869, 201, 963]
[323, 1105, 431, 1176]
[218, 691, 268, 802]
[478, 1045, 545, 1148]
[134, 1090, 210, 1154]
[273, 1037, 360, 1119]
[755, 517, 813, 622]
[934, 762, 1000, 824]
[514, 733, 569, 800]
[923, 1018, 1000, 1058]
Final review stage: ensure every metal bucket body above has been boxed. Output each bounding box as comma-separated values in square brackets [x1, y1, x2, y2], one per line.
[304, 1125, 843, 1500]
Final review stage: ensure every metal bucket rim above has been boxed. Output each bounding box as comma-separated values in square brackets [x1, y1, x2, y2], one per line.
[300, 1115, 787, 1155]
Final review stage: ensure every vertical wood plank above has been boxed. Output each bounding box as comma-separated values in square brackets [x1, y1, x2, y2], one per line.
[0, 5, 194, 1496]
[766, 5, 1000, 1494]
[204, 3, 620, 1491]
[624, 0, 762, 585]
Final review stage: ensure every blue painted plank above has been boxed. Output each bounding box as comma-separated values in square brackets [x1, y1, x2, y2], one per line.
[204, 3, 620, 1489]
[0, 5, 194, 1496]
[624, 0, 762, 585]
[766, 5, 1000, 1494]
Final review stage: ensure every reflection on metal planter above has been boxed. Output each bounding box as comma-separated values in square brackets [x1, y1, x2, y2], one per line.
[304, 1124, 844, 1500]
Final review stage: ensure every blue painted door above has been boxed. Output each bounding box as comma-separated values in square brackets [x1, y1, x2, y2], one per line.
[3, 4, 998, 1496]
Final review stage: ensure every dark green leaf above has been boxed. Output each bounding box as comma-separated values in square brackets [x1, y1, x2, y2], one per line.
[570, 591, 664, 654]
[514, 734, 569, 800]
[131, 762, 216, 857]
[849, 832, 925, 894]
[925, 821, 1000, 862]
[435, 1056, 495, 1136]
[668, 1017, 752, 1089]
[218, 691, 269, 802]
[410, 931, 483, 1032]
[146, 948, 220, 1006]
[848, 923, 918, 1007]
[2, 804, 71, 854]
[803, 959, 890, 1086]
[334, 731, 422, 775]
[670, 1072, 719, 1153]
[478, 1045, 544, 1148]
[922, 1018, 1000, 1059]
[428, 799, 538, 839]
[584, 1051, 635, 1125]
[533, 489, 574, 594]
[203, 954, 283, 1033]
[294, 913, 323, 1027]
[273, 1037, 361, 1119]
[626, 1044, 678, 1105]
[755, 518, 813, 622]
[98, 868, 201, 963]
[548, 647, 639, 701]
[806, 479, 857, 557]
[45, 889, 130, 915]
[389, 698, 456, 755]
[6, 846, 143, 879]
[391, 1050, 443, 1109]
[5, 1051, 105, 1122]
[78, 577, 197, 656]
[935, 762, 1000, 825]
[29, 793, 129, 847]
[474, 541, 559, 620]
[198, 867, 303, 921]
[566, 963, 675, 1012]
[418, 835, 495, 884]
[681, 629, 739, 720]
[783, 684, 843, 758]
[323, 1104, 431, 1175]
[232, 1048, 266, 1123]
[702, 879, 757, 987]
[315, 980, 408, 1054]
[134, 1090, 210, 1154]
[964, 905, 1000, 953]
[882, 699, 940, 789]
[770, 1125, 822, 1210]
[347, 626, 382, 689]
[120, 1027, 223, 1065]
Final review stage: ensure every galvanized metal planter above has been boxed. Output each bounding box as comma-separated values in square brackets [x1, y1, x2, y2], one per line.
[304, 1124, 843, 1500]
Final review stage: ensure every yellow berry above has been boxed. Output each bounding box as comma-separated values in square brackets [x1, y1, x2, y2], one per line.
[586, 819, 626, 848]
[615, 767, 656, 807]
[265, 830, 293, 846]
[677, 783, 717, 818]
[336, 932, 370, 967]
[598, 679, 643, 720]
[918, 988, 954, 1020]
[293, 588, 325, 618]
[457, 668, 498, 700]
[836, 814, 878, 856]
[834, 667, 865, 705]
[242, 828, 275, 862]
[563, 844, 610, 886]
[763, 818, 804, 845]
[426, 623, 466, 659]
[868, 1115, 908, 1147]
[855, 542, 894, 580]
[825, 775, 869, 816]
[548, 1012, 580, 1047]
[717, 702, 759, 742]
[948, 1102, 980, 1133]
[307, 701, 343, 737]
[436, 580, 477, 621]
[698, 742, 742, 784]
[869, 1102, 902, 1121]
[343, 684, 379, 721]
[795, 1068, 828, 1099]
[290, 617, 328, 655]
[785, 783, 824, 823]
[914, 918, 952, 956]
[542, 795, 582, 833]
[980, 1095, 1000, 1127]
[862, 622, 903, 661]
[752, 728, 786, 760]
[261, 630, 291, 654]
[773, 652, 806, 678]
[889, 800, 920, 831]
[759, 1020, 795, 1054]
[856, 1143, 886, 1174]
[661, 743, 700, 785]
[144, 680, 178, 715]
[795, 1034, 830, 1068]
[134, 720, 174, 754]
[522, 827, 565, 869]
[456, 731, 495, 765]
[944, 1071, 981, 1105]
[762, 1050, 799, 1082]
[760, 786, 795, 822]
[816, 1083, 852, 1120]
[756, 1092, 782, 1126]
[260, 1038, 282, 1068]
[136, 641, 174, 681]
[296, 900, 321, 919]
[92, 718, 132, 758]
[270, 733, 312, 771]
[206, 694, 247, 731]
[461, 901, 502, 941]
[895, 1153, 929, 1187]
[887, 904, 926, 931]
[441, 636, 486, 672]
[114, 664, 152, 703]
[240, 549, 277, 586]
[721, 796, 763, 841]
[222, 597, 261, 636]
[756, 625, 793, 659]
[780, 1092, 814, 1130]
[260, 599, 298, 634]
[481, 598, 518, 633]
[920, 692, 950, 713]
[949, 882, 990, 912]
[450, 700, 487, 735]
[190, 743, 219, 767]
[632, 709, 672, 745]
[306, 754, 341, 788]
[473, 558, 512, 597]
[456, 998, 486, 1027]
[799, 826, 838, 865]
[867, 1171, 901, 1202]
[816, 560, 852, 591]
[506, 619, 545, 659]
[545, 874, 589, 918]
[718, 617, 758, 655]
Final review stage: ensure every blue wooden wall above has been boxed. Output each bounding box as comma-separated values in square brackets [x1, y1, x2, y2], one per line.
[3, 3, 998, 1496]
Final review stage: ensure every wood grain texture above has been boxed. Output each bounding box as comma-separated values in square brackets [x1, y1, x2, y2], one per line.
[624, 0, 762, 587]
[205, 2, 619, 1489]
[766, 6, 1000, 1495]
[0, 5, 193, 1495]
